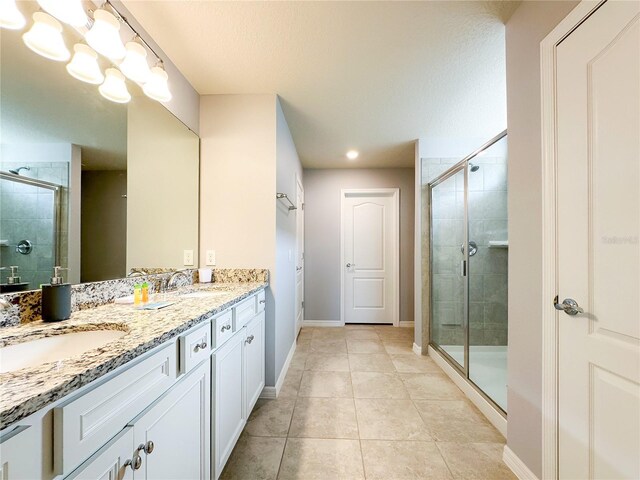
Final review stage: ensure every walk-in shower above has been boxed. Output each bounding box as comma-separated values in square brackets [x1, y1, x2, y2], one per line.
[0, 169, 64, 290]
[423, 130, 508, 413]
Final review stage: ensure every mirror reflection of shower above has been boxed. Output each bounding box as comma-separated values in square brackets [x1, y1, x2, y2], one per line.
[469, 162, 480, 172]
[8, 165, 30, 175]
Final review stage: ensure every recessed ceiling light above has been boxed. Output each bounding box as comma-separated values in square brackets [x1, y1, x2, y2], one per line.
[346, 150, 359, 160]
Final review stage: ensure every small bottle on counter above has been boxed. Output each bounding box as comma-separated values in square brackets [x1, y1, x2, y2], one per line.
[41, 266, 71, 322]
[134, 284, 142, 306]
[141, 282, 149, 303]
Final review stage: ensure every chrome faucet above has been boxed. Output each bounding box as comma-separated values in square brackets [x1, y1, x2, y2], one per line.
[167, 270, 190, 290]
[127, 268, 148, 277]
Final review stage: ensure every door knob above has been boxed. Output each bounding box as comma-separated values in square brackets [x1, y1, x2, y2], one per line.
[346, 263, 355, 268]
[554, 296, 584, 316]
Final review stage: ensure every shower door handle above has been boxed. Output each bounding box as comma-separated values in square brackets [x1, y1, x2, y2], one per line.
[460, 260, 467, 277]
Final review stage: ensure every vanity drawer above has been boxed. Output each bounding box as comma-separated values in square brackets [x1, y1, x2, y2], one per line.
[257, 290, 266, 312]
[180, 323, 211, 374]
[234, 296, 257, 329]
[213, 310, 234, 348]
[54, 342, 178, 476]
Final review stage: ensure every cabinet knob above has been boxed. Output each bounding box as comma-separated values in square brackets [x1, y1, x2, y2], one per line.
[259, 299, 266, 304]
[144, 440, 154, 455]
[221, 324, 231, 332]
[245, 334, 255, 345]
[125, 454, 142, 471]
[194, 341, 208, 352]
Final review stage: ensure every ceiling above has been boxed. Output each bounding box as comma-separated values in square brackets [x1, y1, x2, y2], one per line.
[123, 1, 520, 168]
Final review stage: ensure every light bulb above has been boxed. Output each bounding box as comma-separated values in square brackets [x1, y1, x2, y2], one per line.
[66, 44, 104, 84]
[119, 41, 151, 83]
[99, 68, 130, 103]
[346, 150, 359, 160]
[37, 0, 87, 27]
[22, 12, 70, 62]
[86, 9, 126, 60]
[143, 65, 172, 102]
[0, 0, 26, 30]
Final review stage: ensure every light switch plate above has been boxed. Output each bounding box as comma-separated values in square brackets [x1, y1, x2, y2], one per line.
[183, 250, 194, 266]
[206, 250, 216, 266]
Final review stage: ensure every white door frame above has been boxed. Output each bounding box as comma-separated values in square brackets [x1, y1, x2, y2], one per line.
[540, 2, 606, 478]
[295, 173, 304, 337]
[340, 188, 400, 327]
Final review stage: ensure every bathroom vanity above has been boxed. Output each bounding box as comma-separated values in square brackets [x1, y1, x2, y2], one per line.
[0, 281, 267, 480]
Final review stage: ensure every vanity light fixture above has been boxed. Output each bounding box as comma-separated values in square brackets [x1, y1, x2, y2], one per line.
[22, 12, 70, 62]
[143, 65, 172, 103]
[85, 8, 126, 60]
[66, 44, 104, 84]
[37, 0, 88, 27]
[119, 40, 151, 83]
[99, 68, 131, 103]
[346, 150, 359, 160]
[0, 0, 26, 30]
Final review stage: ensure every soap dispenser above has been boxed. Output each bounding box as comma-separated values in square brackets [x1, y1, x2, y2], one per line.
[41, 266, 71, 322]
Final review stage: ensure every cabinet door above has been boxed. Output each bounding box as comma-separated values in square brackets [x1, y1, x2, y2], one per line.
[244, 311, 265, 414]
[0, 425, 41, 480]
[213, 332, 245, 479]
[65, 427, 134, 480]
[132, 359, 210, 480]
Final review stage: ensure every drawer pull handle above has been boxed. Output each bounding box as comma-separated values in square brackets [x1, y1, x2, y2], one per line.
[221, 324, 232, 332]
[245, 334, 255, 344]
[144, 440, 155, 454]
[259, 299, 266, 304]
[194, 341, 208, 352]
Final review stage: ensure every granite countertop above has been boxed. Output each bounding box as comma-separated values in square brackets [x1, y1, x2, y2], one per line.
[0, 281, 267, 429]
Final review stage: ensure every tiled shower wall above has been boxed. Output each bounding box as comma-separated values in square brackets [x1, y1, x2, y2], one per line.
[422, 156, 508, 347]
[0, 162, 69, 288]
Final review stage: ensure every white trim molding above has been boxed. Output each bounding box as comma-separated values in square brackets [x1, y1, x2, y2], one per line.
[412, 343, 421, 356]
[503, 446, 539, 480]
[340, 188, 400, 327]
[302, 320, 343, 328]
[260, 339, 297, 399]
[428, 346, 507, 437]
[540, 2, 604, 478]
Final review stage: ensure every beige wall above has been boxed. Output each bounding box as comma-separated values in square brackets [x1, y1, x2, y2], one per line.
[199, 95, 277, 271]
[505, 1, 578, 476]
[81, 170, 127, 282]
[303, 168, 415, 324]
[199, 94, 301, 387]
[127, 96, 200, 271]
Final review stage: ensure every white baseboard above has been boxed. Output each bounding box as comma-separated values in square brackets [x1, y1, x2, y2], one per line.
[260, 339, 297, 399]
[413, 343, 422, 356]
[302, 320, 343, 327]
[502, 446, 539, 480]
[428, 345, 507, 437]
[399, 321, 415, 328]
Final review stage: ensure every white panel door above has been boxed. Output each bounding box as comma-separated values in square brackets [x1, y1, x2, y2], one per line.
[342, 189, 398, 324]
[296, 177, 304, 336]
[213, 332, 245, 479]
[556, 2, 640, 478]
[66, 427, 134, 480]
[132, 360, 210, 480]
[244, 311, 265, 414]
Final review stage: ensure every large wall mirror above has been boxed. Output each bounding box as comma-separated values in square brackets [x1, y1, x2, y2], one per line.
[0, 7, 199, 291]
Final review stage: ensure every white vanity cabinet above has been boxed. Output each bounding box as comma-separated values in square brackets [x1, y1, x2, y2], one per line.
[131, 359, 210, 480]
[0, 425, 41, 480]
[65, 427, 135, 480]
[212, 332, 245, 478]
[212, 295, 266, 479]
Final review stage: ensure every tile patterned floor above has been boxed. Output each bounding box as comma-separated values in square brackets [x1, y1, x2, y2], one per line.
[221, 325, 516, 480]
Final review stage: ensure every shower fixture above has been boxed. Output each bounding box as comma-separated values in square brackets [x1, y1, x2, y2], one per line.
[469, 163, 480, 172]
[8, 166, 30, 175]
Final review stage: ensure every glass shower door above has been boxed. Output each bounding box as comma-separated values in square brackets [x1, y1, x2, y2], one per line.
[430, 168, 466, 371]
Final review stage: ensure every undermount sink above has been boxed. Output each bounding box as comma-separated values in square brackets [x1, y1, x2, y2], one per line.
[0, 329, 127, 374]
[180, 291, 228, 299]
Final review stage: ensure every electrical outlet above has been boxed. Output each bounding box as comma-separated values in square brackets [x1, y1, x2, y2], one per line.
[183, 250, 194, 266]
[206, 250, 216, 266]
